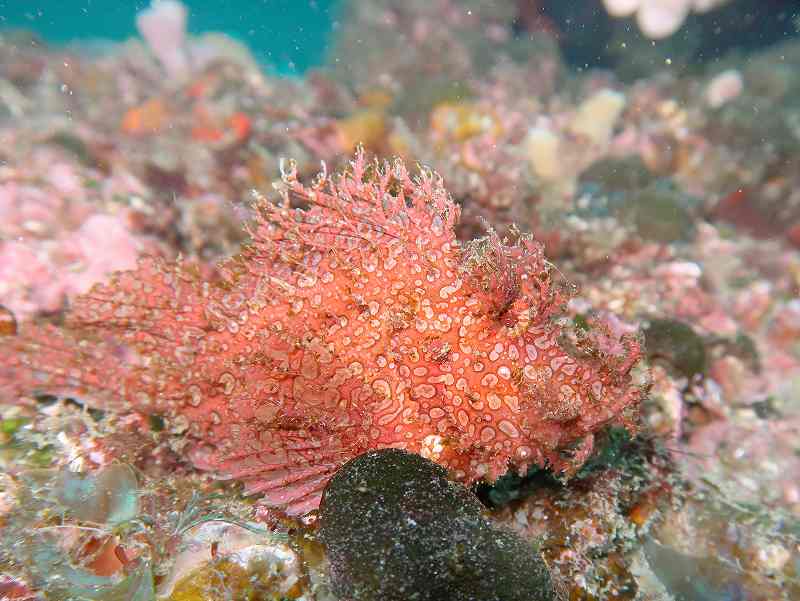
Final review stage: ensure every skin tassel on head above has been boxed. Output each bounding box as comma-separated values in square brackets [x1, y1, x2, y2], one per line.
[0, 150, 648, 517]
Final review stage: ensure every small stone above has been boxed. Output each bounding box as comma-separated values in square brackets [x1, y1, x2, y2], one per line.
[318, 449, 554, 601]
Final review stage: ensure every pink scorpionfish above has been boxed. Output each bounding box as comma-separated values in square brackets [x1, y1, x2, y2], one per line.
[0, 153, 647, 516]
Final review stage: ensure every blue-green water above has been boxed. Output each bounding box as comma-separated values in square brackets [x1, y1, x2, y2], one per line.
[0, 0, 339, 74]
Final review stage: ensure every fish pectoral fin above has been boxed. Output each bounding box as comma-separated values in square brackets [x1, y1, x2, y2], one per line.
[213, 431, 351, 517]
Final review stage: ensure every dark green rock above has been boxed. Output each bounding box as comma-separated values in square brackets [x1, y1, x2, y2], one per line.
[614, 185, 696, 244]
[318, 449, 554, 601]
[46, 132, 95, 167]
[580, 156, 655, 195]
[578, 161, 697, 245]
[644, 318, 707, 378]
[391, 77, 474, 127]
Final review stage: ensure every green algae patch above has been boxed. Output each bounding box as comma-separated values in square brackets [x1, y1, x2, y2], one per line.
[0, 417, 29, 435]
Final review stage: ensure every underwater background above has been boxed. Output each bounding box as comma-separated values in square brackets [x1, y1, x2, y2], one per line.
[0, 1, 799, 600]
[0, 1, 340, 74]
[2, 0, 798, 73]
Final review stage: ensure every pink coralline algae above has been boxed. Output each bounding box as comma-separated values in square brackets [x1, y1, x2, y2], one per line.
[0, 153, 646, 516]
[0, 208, 152, 322]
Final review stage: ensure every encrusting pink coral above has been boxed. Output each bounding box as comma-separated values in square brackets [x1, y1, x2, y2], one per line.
[0, 152, 646, 516]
